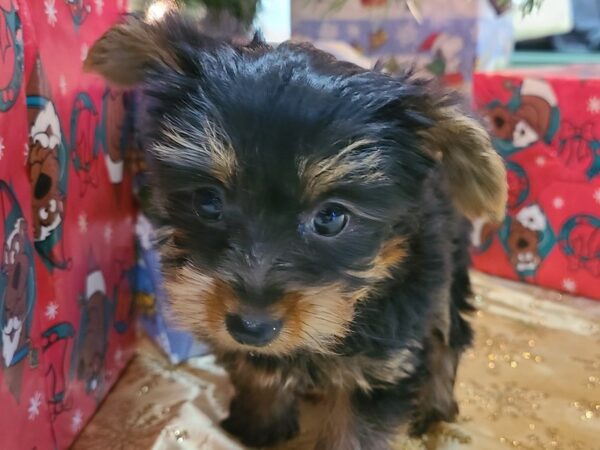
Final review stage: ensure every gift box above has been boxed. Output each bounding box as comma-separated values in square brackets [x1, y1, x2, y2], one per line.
[0, 0, 137, 447]
[134, 213, 209, 364]
[472, 66, 600, 300]
[291, 0, 514, 94]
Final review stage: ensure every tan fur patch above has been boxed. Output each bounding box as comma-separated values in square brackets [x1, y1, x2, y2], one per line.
[273, 285, 357, 355]
[84, 16, 182, 86]
[310, 350, 418, 393]
[153, 118, 238, 186]
[289, 387, 396, 450]
[164, 263, 357, 356]
[298, 139, 389, 201]
[420, 106, 507, 222]
[348, 236, 407, 281]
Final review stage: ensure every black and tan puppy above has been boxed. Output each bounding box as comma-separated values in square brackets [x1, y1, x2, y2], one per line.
[86, 13, 506, 450]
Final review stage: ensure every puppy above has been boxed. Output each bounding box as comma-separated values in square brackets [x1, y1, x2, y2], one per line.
[86, 13, 507, 450]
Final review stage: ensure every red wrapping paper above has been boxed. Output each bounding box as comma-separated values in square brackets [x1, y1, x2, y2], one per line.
[0, 0, 136, 448]
[472, 67, 600, 300]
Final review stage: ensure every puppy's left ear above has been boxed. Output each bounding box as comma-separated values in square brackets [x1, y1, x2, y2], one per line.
[420, 102, 507, 222]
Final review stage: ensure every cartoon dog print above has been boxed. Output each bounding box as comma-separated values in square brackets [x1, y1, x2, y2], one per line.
[73, 267, 111, 395]
[502, 204, 555, 277]
[485, 78, 560, 155]
[100, 88, 127, 184]
[27, 60, 70, 270]
[29, 101, 64, 242]
[0, 182, 36, 401]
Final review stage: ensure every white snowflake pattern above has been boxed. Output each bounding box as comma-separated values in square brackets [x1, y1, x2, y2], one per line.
[552, 196, 564, 209]
[562, 278, 577, 293]
[0, 136, 5, 161]
[44, 0, 58, 26]
[395, 22, 419, 45]
[594, 188, 600, 205]
[587, 96, 600, 114]
[94, 0, 103, 15]
[71, 409, 83, 432]
[319, 23, 339, 40]
[80, 43, 89, 62]
[114, 347, 123, 364]
[59, 76, 67, 96]
[535, 156, 546, 167]
[78, 213, 88, 233]
[346, 24, 362, 39]
[104, 224, 113, 243]
[28, 392, 43, 420]
[45, 302, 59, 320]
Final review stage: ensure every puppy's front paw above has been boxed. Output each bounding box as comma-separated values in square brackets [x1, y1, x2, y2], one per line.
[221, 410, 299, 448]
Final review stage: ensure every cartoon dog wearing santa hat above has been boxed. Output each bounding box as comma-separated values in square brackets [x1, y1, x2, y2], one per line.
[0, 181, 36, 401]
[72, 264, 111, 396]
[485, 78, 560, 155]
[27, 59, 70, 270]
[501, 204, 555, 277]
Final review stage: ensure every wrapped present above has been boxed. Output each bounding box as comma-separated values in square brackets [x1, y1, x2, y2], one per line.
[134, 213, 209, 363]
[472, 66, 600, 300]
[0, 0, 137, 448]
[291, 0, 514, 94]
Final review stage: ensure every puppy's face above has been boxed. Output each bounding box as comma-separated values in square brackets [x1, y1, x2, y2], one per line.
[86, 13, 507, 356]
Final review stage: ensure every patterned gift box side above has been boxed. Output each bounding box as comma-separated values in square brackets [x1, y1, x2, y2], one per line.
[291, 0, 514, 94]
[472, 70, 600, 300]
[0, 0, 137, 448]
[0, 1, 57, 447]
[134, 213, 209, 364]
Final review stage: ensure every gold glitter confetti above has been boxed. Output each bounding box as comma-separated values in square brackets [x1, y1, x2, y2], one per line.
[71, 272, 600, 450]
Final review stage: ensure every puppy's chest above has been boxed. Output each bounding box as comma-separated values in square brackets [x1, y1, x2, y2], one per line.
[231, 350, 417, 394]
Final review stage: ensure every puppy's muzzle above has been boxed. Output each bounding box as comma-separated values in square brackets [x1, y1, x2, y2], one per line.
[225, 312, 282, 346]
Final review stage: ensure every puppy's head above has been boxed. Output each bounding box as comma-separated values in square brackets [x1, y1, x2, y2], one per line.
[86, 13, 506, 356]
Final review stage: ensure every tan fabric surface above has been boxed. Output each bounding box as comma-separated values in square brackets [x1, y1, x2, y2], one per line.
[73, 272, 600, 450]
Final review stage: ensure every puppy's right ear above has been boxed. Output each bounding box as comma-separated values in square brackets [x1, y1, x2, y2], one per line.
[84, 15, 183, 86]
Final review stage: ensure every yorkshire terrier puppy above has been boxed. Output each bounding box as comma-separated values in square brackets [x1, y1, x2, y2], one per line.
[86, 12, 506, 450]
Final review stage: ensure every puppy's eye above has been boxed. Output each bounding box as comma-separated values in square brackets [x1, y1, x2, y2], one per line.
[192, 188, 223, 221]
[312, 204, 348, 237]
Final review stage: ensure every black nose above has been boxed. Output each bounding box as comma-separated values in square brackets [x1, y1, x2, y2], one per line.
[517, 237, 529, 249]
[225, 313, 282, 347]
[34, 173, 52, 200]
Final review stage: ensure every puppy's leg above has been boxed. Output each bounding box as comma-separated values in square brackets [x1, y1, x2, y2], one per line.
[409, 330, 461, 436]
[290, 389, 399, 450]
[222, 372, 300, 448]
